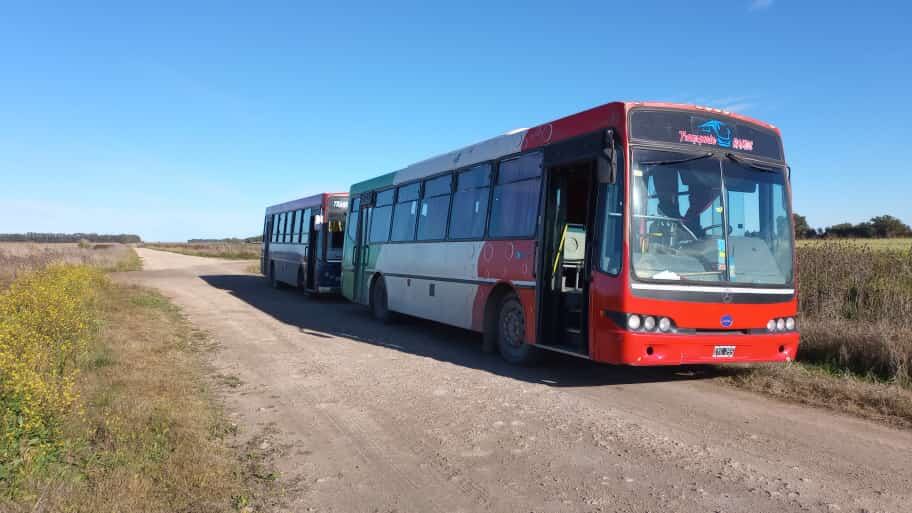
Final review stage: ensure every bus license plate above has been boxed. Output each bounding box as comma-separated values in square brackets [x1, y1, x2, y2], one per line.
[713, 345, 736, 358]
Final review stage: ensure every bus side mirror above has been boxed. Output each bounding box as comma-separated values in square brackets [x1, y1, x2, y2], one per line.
[599, 129, 618, 184]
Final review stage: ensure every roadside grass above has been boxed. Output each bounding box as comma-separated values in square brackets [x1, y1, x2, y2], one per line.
[0, 245, 272, 511]
[144, 243, 261, 260]
[725, 241, 912, 427]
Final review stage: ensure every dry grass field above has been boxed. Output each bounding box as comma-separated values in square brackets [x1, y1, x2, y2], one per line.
[725, 240, 912, 426]
[797, 237, 912, 251]
[0, 244, 267, 511]
[143, 242, 261, 260]
[0, 242, 140, 288]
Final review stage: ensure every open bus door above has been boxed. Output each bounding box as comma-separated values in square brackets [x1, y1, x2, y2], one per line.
[536, 130, 614, 356]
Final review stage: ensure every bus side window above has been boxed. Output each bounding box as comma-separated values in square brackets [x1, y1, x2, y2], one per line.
[301, 208, 312, 244]
[417, 174, 452, 241]
[599, 149, 625, 275]
[370, 189, 395, 243]
[277, 212, 285, 243]
[489, 152, 542, 238]
[291, 210, 302, 244]
[449, 163, 491, 239]
[346, 198, 361, 242]
[391, 183, 419, 242]
[271, 214, 279, 243]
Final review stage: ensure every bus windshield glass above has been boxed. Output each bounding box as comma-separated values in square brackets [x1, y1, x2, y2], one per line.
[629, 149, 793, 286]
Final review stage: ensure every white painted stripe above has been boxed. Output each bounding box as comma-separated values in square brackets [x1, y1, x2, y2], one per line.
[631, 283, 794, 295]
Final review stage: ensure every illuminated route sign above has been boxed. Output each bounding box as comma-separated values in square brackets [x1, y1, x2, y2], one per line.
[629, 109, 783, 161]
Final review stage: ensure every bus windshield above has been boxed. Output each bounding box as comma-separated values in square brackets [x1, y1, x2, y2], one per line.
[629, 149, 793, 286]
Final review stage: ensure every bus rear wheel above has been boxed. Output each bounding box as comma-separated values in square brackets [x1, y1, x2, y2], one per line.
[497, 293, 540, 365]
[269, 262, 284, 289]
[370, 276, 393, 323]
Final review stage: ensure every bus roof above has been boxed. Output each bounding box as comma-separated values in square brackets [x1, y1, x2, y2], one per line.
[349, 101, 781, 194]
[265, 192, 348, 215]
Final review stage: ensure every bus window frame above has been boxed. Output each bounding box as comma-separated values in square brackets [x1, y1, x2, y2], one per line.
[416, 172, 454, 243]
[447, 163, 493, 242]
[485, 150, 544, 241]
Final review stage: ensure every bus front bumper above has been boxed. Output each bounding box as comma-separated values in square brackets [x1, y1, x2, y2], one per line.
[605, 330, 800, 366]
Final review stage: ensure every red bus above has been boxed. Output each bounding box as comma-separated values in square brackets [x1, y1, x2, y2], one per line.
[262, 192, 349, 293]
[341, 102, 798, 365]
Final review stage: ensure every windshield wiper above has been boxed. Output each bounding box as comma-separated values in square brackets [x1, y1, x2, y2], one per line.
[640, 152, 713, 167]
[726, 152, 779, 173]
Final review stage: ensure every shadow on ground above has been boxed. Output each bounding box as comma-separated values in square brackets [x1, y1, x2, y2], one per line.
[200, 274, 726, 388]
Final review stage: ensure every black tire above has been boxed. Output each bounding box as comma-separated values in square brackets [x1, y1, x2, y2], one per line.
[370, 276, 393, 323]
[496, 294, 540, 365]
[269, 262, 285, 289]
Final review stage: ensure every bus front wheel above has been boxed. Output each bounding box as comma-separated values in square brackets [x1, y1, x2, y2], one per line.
[497, 294, 540, 365]
[370, 277, 393, 323]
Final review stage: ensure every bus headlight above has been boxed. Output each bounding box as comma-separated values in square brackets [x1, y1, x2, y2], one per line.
[627, 314, 642, 331]
[785, 317, 796, 331]
[643, 316, 656, 331]
[767, 319, 778, 332]
[776, 318, 786, 331]
[658, 317, 672, 333]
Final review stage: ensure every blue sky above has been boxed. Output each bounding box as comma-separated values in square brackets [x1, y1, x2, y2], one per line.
[1, 1, 909, 241]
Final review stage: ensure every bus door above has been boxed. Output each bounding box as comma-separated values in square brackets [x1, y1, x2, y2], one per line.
[306, 212, 318, 290]
[539, 133, 604, 355]
[352, 196, 372, 304]
[261, 215, 272, 275]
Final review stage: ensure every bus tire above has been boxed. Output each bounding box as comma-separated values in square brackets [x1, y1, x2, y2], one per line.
[370, 276, 393, 323]
[269, 262, 285, 289]
[496, 293, 540, 365]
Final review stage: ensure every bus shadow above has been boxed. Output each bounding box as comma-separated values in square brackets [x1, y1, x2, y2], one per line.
[199, 274, 723, 388]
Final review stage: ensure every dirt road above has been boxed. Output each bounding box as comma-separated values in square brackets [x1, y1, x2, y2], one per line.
[123, 248, 912, 513]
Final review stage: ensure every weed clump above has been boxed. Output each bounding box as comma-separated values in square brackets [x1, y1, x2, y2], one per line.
[0, 265, 106, 486]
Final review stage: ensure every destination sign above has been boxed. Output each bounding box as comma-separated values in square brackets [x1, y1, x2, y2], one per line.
[629, 109, 783, 161]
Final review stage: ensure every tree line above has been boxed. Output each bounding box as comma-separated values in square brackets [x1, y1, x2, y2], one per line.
[793, 214, 912, 239]
[0, 233, 143, 243]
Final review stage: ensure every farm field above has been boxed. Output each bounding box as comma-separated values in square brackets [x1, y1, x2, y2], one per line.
[797, 237, 912, 251]
[143, 242, 261, 260]
[0, 242, 140, 288]
[725, 240, 912, 425]
[0, 243, 269, 511]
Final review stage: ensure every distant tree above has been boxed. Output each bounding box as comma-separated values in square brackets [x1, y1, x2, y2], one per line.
[793, 213, 813, 239]
[0, 233, 141, 243]
[869, 215, 912, 238]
